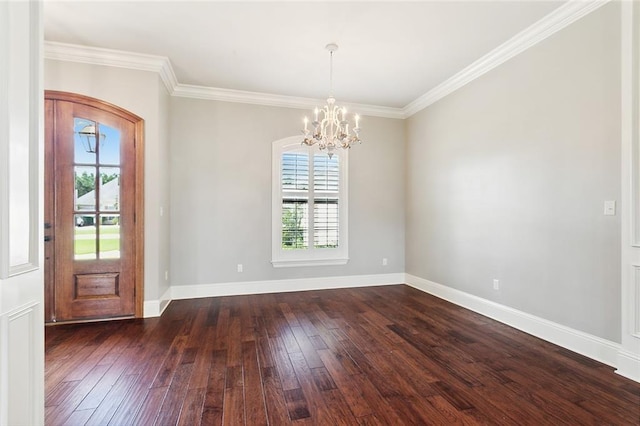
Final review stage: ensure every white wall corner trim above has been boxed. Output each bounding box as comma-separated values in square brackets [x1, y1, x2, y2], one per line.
[143, 287, 172, 318]
[616, 350, 640, 381]
[171, 273, 405, 300]
[405, 274, 622, 369]
[142, 300, 160, 318]
[44, 41, 178, 95]
[402, 0, 611, 117]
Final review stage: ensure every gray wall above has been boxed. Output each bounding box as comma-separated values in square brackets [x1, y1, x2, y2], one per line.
[169, 98, 405, 285]
[405, 3, 621, 342]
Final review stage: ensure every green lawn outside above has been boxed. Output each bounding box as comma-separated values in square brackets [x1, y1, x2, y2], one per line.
[75, 225, 120, 235]
[74, 238, 120, 255]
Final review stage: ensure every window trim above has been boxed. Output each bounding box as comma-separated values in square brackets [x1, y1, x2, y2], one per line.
[271, 136, 348, 268]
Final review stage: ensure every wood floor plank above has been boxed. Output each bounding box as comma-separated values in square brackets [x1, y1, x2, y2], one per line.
[46, 364, 110, 426]
[130, 386, 167, 426]
[75, 345, 133, 410]
[106, 358, 165, 425]
[347, 372, 409, 426]
[45, 285, 640, 426]
[200, 349, 227, 425]
[283, 387, 311, 421]
[85, 373, 137, 426]
[185, 310, 215, 391]
[316, 349, 373, 418]
[225, 316, 242, 367]
[222, 365, 245, 426]
[290, 325, 325, 369]
[260, 365, 292, 424]
[150, 334, 188, 388]
[45, 341, 101, 387]
[177, 387, 206, 426]
[288, 350, 353, 425]
[242, 340, 269, 425]
[154, 362, 194, 425]
[270, 335, 302, 392]
[45, 380, 79, 407]
[63, 408, 94, 425]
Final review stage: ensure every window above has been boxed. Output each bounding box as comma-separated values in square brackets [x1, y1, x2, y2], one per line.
[272, 136, 348, 267]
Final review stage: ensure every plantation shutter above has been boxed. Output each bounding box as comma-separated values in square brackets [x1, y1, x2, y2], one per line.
[313, 155, 339, 248]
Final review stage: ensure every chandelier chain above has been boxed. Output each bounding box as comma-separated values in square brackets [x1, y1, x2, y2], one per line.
[329, 50, 334, 98]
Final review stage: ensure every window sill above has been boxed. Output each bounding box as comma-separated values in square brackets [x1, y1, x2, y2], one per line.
[271, 258, 349, 268]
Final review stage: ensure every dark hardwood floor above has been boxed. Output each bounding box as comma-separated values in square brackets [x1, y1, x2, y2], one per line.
[45, 285, 640, 425]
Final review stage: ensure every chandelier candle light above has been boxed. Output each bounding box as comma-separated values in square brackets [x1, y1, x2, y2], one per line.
[302, 43, 362, 158]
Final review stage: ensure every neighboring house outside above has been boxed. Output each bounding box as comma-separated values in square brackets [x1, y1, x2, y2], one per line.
[75, 177, 119, 226]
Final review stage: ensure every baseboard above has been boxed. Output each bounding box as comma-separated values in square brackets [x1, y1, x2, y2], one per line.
[171, 273, 405, 300]
[616, 350, 640, 381]
[143, 287, 172, 318]
[405, 273, 622, 368]
[143, 300, 159, 318]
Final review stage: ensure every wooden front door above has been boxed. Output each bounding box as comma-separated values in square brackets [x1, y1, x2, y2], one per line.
[45, 92, 144, 323]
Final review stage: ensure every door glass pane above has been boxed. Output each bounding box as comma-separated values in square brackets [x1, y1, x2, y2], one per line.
[99, 123, 120, 166]
[99, 214, 120, 259]
[99, 167, 120, 211]
[74, 118, 97, 164]
[75, 214, 97, 260]
[74, 166, 96, 211]
[71, 119, 124, 262]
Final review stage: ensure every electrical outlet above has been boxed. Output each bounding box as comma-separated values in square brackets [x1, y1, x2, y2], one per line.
[382, 258, 388, 266]
[237, 264, 243, 273]
[164, 270, 169, 281]
[493, 279, 500, 290]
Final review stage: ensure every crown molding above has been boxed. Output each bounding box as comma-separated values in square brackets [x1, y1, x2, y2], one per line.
[44, 41, 178, 95]
[172, 83, 405, 119]
[44, 0, 608, 121]
[43, 41, 403, 119]
[402, 0, 611, 118]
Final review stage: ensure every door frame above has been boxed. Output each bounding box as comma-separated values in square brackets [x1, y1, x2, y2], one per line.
[44, 90, 145, 319]
[619, 1, 640, 382]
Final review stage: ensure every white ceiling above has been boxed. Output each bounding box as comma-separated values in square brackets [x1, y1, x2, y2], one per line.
[43, 1, 566, 109]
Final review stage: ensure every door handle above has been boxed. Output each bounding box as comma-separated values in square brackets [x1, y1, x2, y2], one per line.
[44, 235, 52, 242]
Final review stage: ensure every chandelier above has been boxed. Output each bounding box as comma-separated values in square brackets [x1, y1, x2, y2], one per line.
[302, 43, 362, 158]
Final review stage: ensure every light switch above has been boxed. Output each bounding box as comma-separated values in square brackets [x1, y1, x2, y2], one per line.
[604, 200, 616, 216]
